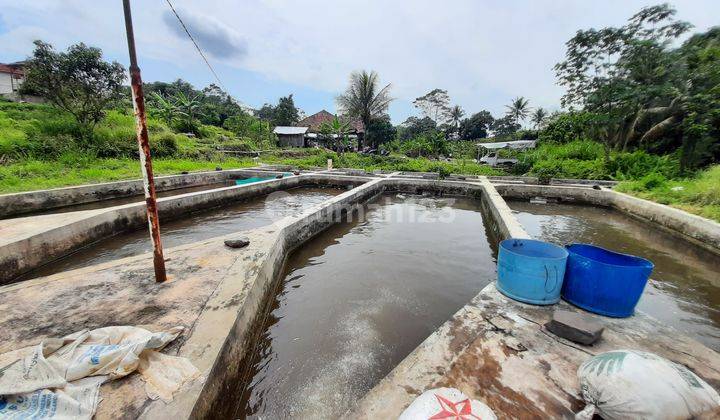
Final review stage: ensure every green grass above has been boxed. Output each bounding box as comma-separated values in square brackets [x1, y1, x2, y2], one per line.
[0, 157, 257, 193]
[0, 151, 502, 194]
[616, 165, 720, 222]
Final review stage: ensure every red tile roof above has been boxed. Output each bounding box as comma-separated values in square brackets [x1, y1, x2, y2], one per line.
[297, 110, 364, 133]
[0, 63, 24, 76]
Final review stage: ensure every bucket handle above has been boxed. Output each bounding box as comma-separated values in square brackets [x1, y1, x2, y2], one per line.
[544, 265, 559, 294]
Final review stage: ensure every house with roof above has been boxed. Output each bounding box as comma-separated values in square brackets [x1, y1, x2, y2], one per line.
[297, 110, 363, 134]
[273, 126, 308, 148]
[0, 62, 25, 96]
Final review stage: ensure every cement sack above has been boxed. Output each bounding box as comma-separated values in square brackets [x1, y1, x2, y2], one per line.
[398, 387, 497, 420]
[0, 326, 199, 419]
[576, 350, 720, 420]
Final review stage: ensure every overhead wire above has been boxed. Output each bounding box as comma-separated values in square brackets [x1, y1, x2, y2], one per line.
[164, 0, 231, 95]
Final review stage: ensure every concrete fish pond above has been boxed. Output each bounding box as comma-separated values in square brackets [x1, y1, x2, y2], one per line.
[18, 186, 343, 280]
[228, 193, 499, 418]
[0, 170, 719, 419]
[509, 200, 720, 351]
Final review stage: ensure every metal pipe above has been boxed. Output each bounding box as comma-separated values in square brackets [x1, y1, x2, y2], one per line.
[122, 0, 167, 282]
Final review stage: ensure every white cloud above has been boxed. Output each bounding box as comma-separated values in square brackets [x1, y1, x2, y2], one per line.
[0, 0, 718, 120]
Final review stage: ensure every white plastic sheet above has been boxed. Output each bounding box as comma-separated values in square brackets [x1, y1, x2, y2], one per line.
[0, 326, 198, 419]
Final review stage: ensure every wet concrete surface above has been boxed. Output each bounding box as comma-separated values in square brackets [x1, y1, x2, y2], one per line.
[233, 193, 499, 419]
[20, 187, 342, 280]
[3, 182, 236, 219]
[509, 200, 720, 351]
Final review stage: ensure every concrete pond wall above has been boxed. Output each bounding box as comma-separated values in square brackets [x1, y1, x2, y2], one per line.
[0, 173, 370, 283]
[494, 183, 720, 255]
[0, 168, 294, 218]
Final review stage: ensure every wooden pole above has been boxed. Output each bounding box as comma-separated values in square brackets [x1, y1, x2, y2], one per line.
[122, 0, 167, 282]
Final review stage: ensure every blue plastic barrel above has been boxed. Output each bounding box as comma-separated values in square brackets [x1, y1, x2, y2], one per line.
[562, 244, 654, 317]
[497, 239, 569, 305]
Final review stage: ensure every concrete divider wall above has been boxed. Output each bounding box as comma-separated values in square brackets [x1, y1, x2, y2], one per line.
[0, 168, 297, 218]
[0, 175, 369, 283]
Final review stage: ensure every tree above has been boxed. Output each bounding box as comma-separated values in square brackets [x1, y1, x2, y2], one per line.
[254, 95, 301, 127]
[174, 92, 202, 126]
[413, 89, 451, 125]
[337, 70, 393, 148]
[459, 110, 494, 140]
[318, 114, 353, 154]
[273, 94, 300, 126]
[149, 93, 179, 126]
[448, 105, 465, 138]
[399, 116, 437, 141]
[22, 40, 126, 137]
[255, 104, 276, 122]
[554, 4, 698, 164]
[491, 115, 521, 139]
[531, 108, 548, 129]
[365, 116, 397, 148]
[505, 96, 531, 127]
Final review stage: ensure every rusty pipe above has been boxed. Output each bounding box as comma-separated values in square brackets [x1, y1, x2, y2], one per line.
[123, 0, 167, 282]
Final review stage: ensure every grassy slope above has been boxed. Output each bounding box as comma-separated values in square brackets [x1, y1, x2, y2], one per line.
[616, 165, 720, 222]
[0, 152, 502, 193]
[0, 157, 258, 193]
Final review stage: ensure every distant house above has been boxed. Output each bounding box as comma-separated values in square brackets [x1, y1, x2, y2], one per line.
[274, 126, 308, 148]
[0, 62, 25, 95]
[297, 110, 364, 147]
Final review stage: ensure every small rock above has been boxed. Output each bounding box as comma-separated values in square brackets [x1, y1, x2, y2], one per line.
[224, 237, 250, 249]
[215, 166, 222, 171]
[293, 171, 301, 176]
[181, 171, 189, 175]
[275, 174, 284, 179]
[545, 310, 604, 345]
[592, 184, 601, 190]
[397, 194, 406, 199]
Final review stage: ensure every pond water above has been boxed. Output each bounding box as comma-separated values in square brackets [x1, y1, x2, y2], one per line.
[509, 200, 720, 351]
[21, 186, 343, 280]
[232, 193, 498, 419]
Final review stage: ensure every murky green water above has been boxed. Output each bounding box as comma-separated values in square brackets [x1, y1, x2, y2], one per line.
[21, 187, 343, 280]
[233, 193, 498, 419]
[509, 200, 720, 351]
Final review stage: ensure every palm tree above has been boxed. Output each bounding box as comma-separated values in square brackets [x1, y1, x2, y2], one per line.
[449, 105, 464, 138]
[318, 115, 353, 154]
[336, 70, 393, 148]
[150, 93, 179, 126]
[531, 107, 548, 129]
[505, 96, 531, 126]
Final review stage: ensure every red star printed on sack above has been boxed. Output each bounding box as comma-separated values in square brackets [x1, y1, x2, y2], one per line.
[428, 394, 482, 419]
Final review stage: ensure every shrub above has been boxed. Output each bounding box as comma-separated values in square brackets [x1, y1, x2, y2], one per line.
[430, 163, 451, 179]
[606, 151, 681, 180]
[150, 132, 179, 158]
[538, 112, 593, 143]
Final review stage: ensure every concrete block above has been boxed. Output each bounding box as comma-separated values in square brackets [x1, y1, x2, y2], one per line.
[545, 310, 604, 345]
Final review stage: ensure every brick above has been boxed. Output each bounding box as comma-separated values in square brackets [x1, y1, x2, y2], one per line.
[545, 310, 604, 345]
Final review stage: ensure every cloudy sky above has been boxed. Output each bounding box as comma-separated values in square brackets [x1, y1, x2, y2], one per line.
[1, 0, 718, 123]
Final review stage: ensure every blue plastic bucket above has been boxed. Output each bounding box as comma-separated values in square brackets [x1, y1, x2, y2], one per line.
[497, 239, 569, 305]
[562, 244, 654, 317]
